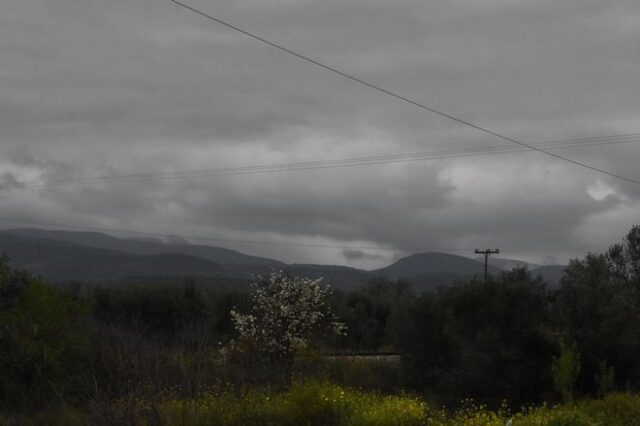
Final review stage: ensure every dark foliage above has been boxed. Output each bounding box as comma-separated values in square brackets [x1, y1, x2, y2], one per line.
[3, 225, 640, 415]
[397, 268, 556, 406]
[92, 279, 250, 347]
[0, 256, 90, 411]
[556, 225, 640, 395]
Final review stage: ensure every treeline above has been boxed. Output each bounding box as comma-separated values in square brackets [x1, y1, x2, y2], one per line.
[1, 226, 640, 414]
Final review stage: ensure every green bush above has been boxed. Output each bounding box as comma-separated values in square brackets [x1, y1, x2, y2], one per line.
[0, 258, 89, 411]
[552, 341, 581, 403]
[580, 393, 640, 426]
[398, 268, 555, 407]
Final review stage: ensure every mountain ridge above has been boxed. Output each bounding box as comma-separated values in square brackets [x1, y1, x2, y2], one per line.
[0, 228, 565, 288]
[2, 228, 284, 266]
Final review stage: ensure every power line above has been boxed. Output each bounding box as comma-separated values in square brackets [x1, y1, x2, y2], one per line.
[167, 0, 640, 186]
[6, 132, 640, 190]
[0, 216, 475, 253]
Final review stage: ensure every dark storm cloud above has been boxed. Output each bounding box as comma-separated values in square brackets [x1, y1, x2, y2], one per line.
[1, 0, 639, 268]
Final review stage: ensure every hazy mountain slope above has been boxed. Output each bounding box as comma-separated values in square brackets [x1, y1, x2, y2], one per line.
[0, 233, 223, 282]
[375, 252, 499, 279]
[487, 257, 541, 271]
[285, 264, 371, 290]
[1, 228, 284, 266]
[0, 228, 562, 290]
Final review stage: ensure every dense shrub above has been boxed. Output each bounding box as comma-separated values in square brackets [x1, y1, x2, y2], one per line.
[399, 268, 555, 406]
[328, 277, 413, 352]
[91, 281, 249, 347]
[556, 227, 640, 395]
[0, 257, 89, 411]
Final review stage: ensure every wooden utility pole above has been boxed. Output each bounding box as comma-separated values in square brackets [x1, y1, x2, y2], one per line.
[475, 248, 500, 282]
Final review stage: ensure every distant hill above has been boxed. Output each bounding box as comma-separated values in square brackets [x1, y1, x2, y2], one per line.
[2, 228, 284, 266]
[285, 264, 371, 290]
[372, 252, 501, 290]
[375, 252, 496, 278]
[487, 257, 541, 271]
[484, 256, 565, 286]
[0, 228, 566, 289]
[0, 233, 223, 282]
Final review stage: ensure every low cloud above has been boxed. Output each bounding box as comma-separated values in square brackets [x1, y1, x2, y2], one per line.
[342, 249, 387, 262]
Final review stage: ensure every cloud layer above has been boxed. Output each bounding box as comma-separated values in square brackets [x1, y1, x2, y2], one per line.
[1, 0, 639, 269]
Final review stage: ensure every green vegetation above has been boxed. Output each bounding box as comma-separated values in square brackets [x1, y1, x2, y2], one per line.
[1, 226, 640, 424]
[552, 341, 581, 403]
[0, 256, 89, 411]
[4, 385, 640, 425]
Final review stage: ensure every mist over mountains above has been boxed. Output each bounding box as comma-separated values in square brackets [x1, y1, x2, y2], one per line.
[0, 228, 565, 289]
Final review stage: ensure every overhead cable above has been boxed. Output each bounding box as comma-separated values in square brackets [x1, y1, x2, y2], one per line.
[167, 0, 640, 186]
[7, 132, 640, 189]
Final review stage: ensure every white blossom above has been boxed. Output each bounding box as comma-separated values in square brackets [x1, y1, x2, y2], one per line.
[229, 270, 346, 361]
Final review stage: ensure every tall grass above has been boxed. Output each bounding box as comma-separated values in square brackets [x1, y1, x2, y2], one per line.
[158, 380, 426, 426]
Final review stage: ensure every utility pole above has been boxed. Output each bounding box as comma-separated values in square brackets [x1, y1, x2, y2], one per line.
[475, 248, 500, 282]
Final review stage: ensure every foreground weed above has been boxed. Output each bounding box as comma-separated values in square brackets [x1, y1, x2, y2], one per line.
[8, 388, 640, 425]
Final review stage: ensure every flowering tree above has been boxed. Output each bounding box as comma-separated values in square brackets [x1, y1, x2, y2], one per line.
[229, 270, 346, 363]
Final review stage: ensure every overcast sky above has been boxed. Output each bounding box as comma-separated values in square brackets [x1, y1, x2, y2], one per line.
[1, 0, 639, 269]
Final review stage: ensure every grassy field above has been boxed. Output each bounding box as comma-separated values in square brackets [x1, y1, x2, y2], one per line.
[3, 382, 640, 426]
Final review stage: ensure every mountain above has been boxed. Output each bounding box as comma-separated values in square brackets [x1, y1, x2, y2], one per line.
[0, 232, 223, 282]
[487, 257, 541, 271]
[285, 264, 371, 290]
[372, 252, 501, 290]
[0, 228, 567, 289]
[376, 252, 497, 278]
[1, 228, 284, 266]
[485, 257, 566, 285]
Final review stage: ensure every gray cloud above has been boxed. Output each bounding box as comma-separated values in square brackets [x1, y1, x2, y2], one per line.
[342, 249, 387, 262]
[0, 173, 25, 192]
[1, 0, 639, 269]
